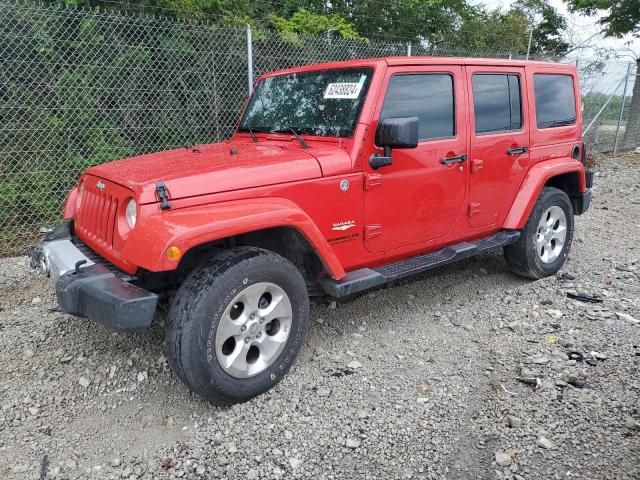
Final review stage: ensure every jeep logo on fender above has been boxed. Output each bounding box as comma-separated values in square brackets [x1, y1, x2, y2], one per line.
[96, 180, 106, 191]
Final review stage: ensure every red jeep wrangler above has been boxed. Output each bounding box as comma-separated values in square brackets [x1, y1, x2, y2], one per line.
[29, 57, 592, 404]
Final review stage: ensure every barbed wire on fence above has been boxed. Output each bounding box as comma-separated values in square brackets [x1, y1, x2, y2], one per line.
[0, 1, 638, 257]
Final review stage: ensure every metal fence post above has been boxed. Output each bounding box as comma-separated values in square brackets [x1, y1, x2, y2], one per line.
[406, 42, 411, 56]
[246, 25, 254, 95]
[613, 62, 633, 157]
[583, 75, 627, 136]
[526, 25, 533, 60]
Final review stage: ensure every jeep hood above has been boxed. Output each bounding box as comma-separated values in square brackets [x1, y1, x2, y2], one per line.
[85, 142, 324, 204]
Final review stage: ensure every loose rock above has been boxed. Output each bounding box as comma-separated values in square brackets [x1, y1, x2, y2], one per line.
[537, 436, 554, 449]
[495, 452, 512, 467]
[346, 438, 361, 449]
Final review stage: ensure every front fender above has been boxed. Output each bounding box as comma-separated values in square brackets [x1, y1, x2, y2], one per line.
[503, 158, 586, 230]
[120, 197, 346, 279]
[63, 187, 78, 219]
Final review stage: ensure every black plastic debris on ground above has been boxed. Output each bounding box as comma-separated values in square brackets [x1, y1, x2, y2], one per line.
[557, 273, 576, 281]
[567, 349, 605, 367]
[40, 454, 49, 480]
[567, 292, 603, 304]
[326, 367, 356, 378]
[567, 351, 584, 361]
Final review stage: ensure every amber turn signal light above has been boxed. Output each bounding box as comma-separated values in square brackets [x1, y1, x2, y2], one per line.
[165, 246, 181, 261]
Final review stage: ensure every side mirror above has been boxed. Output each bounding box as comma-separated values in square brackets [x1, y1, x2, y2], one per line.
[371, 117, 419, 170]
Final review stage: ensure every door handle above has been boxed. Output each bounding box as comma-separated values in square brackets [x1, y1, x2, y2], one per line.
[440, 154, 467, 165]
[506, 146, 529, 155]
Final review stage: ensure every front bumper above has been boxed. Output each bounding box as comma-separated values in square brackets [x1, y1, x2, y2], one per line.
[28, 222, 158, 332]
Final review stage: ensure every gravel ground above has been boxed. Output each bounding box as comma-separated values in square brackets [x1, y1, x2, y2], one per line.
[1, 153, 640, 480]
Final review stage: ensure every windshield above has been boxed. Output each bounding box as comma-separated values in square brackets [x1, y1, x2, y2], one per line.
[239, 67, 373, 138]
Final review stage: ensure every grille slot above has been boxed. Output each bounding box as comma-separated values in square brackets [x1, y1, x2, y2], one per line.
[75, 183, 118, 248]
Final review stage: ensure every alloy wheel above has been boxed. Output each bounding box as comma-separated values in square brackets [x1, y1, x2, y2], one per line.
[215, 282, 292, 378]
[535, 206, 567, 263]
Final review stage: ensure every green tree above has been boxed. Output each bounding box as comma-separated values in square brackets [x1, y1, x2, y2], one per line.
[268, 8, 363, 40]
[447, 8, 530, 53]
[54, 0, 571, 52]
[564, 0, 639, 37]
[513, 0, 570, 55]
[444, 0, 568, 57]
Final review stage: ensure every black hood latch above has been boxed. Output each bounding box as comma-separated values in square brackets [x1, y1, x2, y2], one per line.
[155, 182, 172, 211]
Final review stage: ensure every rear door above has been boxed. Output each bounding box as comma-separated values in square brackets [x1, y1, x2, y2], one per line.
[466, 66, 530, 229]
[363, 65, 468, 253]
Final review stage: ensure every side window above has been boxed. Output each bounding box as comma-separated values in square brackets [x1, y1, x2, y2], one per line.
[534, 74, 576, 128]
[472, 74, 522, 134]
[379, 74, 455, 141]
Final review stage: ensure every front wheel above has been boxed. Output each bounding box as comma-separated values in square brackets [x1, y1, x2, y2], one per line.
[504, 187, 574, 279]
[165, 247, 310, 404]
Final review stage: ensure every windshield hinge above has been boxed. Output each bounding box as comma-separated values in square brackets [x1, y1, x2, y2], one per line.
[155, 182, 172, 211]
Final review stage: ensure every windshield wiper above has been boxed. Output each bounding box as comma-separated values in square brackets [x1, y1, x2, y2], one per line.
[246, 125, 258, 143]
[272, 127, 310, 149]
[238, 125, 259, 142]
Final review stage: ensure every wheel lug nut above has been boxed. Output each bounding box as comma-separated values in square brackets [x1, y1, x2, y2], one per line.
[241, 325, 246, 332]
[259, 318, 265, 324]
[250, 314, 256, 319]
[256, 332, 262, 338]
[244, 337, 250, 344]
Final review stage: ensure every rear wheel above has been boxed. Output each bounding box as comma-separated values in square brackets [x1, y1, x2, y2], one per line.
[165, 247, 309, 404]
[504, 187, 574, 279]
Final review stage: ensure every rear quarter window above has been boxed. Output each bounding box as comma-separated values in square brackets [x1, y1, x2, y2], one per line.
[534, 74, 576, 129]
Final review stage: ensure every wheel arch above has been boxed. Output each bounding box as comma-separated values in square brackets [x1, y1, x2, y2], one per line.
[544, 171, 581, 197]
[504, 159, 586, 230]
[176, 226, 328, 293]
[121, 197, 345, 281]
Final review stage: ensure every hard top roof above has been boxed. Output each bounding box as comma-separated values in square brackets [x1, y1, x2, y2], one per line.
[258, 56, 575, 79]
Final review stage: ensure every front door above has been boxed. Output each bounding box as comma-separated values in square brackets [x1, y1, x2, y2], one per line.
[363, 66, 468, 253]
[466, 66, 530, 228]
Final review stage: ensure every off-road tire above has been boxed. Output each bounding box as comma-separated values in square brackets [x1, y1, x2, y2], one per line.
[165, 247, 310, 404]
[504, 187, 574, 279]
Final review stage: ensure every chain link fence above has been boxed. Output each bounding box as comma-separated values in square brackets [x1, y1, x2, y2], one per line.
[0, 1, 638, 256]
[580, 60, 639, 155]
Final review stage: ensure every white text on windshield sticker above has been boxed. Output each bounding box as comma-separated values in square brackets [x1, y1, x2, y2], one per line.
[324, 75, 366, 99]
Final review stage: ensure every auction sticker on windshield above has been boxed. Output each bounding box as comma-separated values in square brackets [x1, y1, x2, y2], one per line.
[324, 75, 366, 99]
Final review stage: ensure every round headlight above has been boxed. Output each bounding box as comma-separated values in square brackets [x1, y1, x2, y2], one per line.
[76, 182, 85, 210]
[125, 198, 137, 229]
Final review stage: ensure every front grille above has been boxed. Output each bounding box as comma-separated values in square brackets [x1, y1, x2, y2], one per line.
[75, 183, 119, 249]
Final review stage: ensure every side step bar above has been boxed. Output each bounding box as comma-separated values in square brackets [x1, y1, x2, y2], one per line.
[321, 230, 520, 298]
